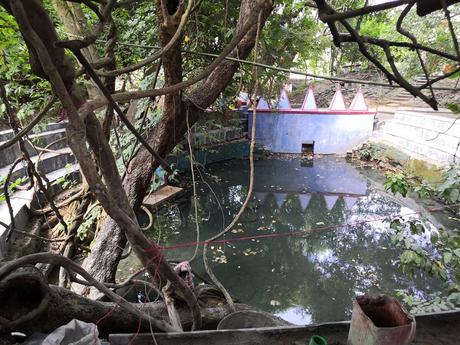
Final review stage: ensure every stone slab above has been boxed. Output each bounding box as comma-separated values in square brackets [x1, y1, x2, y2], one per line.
[143, 185, 184, 209]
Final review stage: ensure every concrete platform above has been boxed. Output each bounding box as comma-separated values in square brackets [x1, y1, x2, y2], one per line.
[109, 310, 460, 345]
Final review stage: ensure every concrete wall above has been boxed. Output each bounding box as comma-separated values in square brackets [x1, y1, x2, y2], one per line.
[373, 110, 460, 166]
[247, 112, 374, 154]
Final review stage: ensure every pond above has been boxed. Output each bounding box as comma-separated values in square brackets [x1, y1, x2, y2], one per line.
[120, 156, 454, 325]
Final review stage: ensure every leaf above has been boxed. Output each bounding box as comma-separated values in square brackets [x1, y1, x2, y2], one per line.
[449, 188, 460, 202]
[444, 252, 453, 264]
[453, 249, 460, 258]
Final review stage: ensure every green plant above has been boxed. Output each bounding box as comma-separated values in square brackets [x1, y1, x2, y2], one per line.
[409, 164, 460, 204]
[356, 144, 384, 161]
[384, 172, 410, 197]
[390, 218, 460, 313]
[436, 164, 460, 203]
[396, 290, 460, 314]
[55, 163, 76, 190]
[0, 175, 29, 203]
[77, 206, 99, 241]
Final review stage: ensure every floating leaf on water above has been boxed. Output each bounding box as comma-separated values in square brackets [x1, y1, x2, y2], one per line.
[316, 222, 325, 225]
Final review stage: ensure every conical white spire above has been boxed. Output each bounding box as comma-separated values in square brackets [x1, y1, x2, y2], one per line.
[301, 87, 317, 111]
[329, 84, 347, 111]
[350, 87, 368, 111]
[278, 89, 291, 110]
[256, 97, 270, 110]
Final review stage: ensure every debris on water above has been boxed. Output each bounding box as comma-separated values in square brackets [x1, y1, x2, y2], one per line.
[270, 300, 281, 306]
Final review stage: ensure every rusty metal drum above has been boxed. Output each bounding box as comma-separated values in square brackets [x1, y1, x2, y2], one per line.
[348, 295, 416, 345]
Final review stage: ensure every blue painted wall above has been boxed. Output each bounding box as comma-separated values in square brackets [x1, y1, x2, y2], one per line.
[247, 111, 374, 154]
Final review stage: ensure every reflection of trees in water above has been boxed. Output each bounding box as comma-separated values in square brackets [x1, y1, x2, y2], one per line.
[148, 160, 442, 324]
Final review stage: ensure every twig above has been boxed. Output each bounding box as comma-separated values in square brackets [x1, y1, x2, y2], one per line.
[0, 252, 177, 332]
[396, 3, 436, 104]
[202, 10, 263, 312]
[321, 0, 415, 21]
[97, 0, 194, 77]
[79, 14, 260, 116]
[11, 228, 67, 242]
[0, 83, 68, 232]
[441, 0, 460, 62]
[3, 158, 24, 236]
[122, 61, 162, 179]
[186, 108, 200, 262]
[0, 95, 56, 151]
[31, 187, 85, 215]
[71, 49, 173, 174]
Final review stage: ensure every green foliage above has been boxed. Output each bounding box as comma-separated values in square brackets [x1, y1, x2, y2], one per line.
[0, 175, 28, 203]
[55, 164, 76, 190]
[0, 8, 54, 122]
[447, 103, 460, 113]
[410, 164, 460, 204]
[396, 290, 460, 314]
[384, 172, 410, 197]
[77, 205, 99, 241]
[390, 218, 460, 313]
[355, 144, 384, 161]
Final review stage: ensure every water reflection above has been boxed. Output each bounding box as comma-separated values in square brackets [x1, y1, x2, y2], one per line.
[128, 157, 447, 324]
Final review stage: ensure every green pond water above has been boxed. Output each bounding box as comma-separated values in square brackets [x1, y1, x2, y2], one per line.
[120, 156, 454, 325]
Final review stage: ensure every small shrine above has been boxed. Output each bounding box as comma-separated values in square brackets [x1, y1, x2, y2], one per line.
[244, 86, 375, 154]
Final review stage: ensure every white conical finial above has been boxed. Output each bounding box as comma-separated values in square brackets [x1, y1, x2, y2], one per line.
[256, 97, 270, 110]
[301, 87, 317, 111]
[278, 89, 291, 110]
[329, 84, 347, 111]
[350, 87, 368, 111]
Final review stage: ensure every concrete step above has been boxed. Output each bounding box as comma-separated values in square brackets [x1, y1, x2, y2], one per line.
[394, 110, 460, 128]
[383, 119, 460, 154]
[374, 131, 455, 165]
[396, 107, 455, 116]
[191, 126, 243, 146]
[0, 128, 67, 168]
[0, 163, 80, 255]
[0, 121, 67, 142]
[0, 147, 75, 184]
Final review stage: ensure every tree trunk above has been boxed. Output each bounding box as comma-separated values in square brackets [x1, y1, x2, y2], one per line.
[51, 0, 101, 99]
[79, 0, 273, 297]
[0, 268, 261, 337]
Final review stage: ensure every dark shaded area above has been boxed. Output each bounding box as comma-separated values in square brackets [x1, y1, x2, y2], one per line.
[357, 295, 411, 327]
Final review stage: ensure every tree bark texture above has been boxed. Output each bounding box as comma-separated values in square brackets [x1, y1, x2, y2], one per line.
[0, 268, 257, 337]
[2, 0, 202, 328]
[80, 0, 274, 296]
